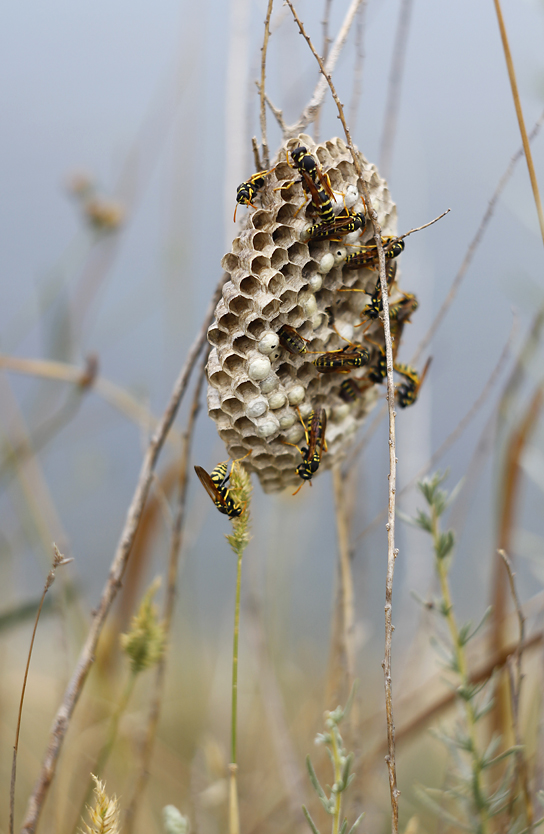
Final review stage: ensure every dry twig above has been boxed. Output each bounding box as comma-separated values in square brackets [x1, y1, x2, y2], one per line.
[10, 545, 72, 834]
[20, 276, 226, 834]
[283, 3, 400, 829]
[124, 357, 207, 834]
[258, 0, 275, 169]
[492, 0, 544, 246]
[283, 0, 365, 139]
[413, 109, 544, 365]
[379, 0, 415, 180]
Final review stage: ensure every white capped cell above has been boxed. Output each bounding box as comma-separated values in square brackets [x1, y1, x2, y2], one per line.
[309, 274, 323, 291]
[268, 390, 287, 410]
[256, 416, 280, 438]
[259, 373, 279, 393]
[285, 423, 304, 444]
[246, 397, 268, 418]
[287, 385, 305, 405]
[279, 412, 296, 429]
[247, 356, 272, 381]
[258, 332, 280, 354]
[303, 294, 317, 317]
[318, 253, 335, 274]
[332, 403, 351, 422]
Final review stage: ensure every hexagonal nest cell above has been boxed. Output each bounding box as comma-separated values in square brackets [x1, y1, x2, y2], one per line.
[206, 134, 409, 494]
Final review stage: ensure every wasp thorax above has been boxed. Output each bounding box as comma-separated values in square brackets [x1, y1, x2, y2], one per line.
[207, 135, 408, 493]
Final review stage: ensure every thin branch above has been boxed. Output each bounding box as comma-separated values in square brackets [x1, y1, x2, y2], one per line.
[259, 0, 274, 169]
[412, 109, 544, 365]
[354, 314, 516, 543]
[314, 0, 333, 141]
[283, 0, 365, 139]
[283, 3, 399, 830]
[262, 90, 288, 133]
[10, 546, 72, 834]
[20, 276, 226, 834]
[492, 0, 544, 247]
[124, 357, 207, 834]
[333, 465, 356, 689]
[348, 1, 366, 134]
[379, 0, 415, 180]
[0, 353, 179, 444]
[394, 208, 450, 243]
[251, 136, 263, 172]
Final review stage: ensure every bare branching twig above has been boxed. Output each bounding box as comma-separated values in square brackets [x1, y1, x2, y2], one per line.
[20, 277, 227, 834]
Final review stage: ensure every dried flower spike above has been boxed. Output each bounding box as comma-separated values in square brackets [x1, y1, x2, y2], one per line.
[79, 774, 120, 834]
[120, 577, 165, 674]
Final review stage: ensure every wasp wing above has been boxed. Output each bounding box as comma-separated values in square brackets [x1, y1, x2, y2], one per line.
[194, 465, 226, 509]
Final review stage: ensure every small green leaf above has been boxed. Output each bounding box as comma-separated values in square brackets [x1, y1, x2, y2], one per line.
[302, 806, 321, 834]
[347, 813, 365, 834]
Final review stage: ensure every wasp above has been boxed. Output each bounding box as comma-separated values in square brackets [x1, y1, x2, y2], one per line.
[339, 377, 364, 402]
[277, 324, 308, 356]
[339, 261, 398, 324]
[314, 344, 370, 373]
[194, 456, 249, 519]
[394, 359, 431, 408]
[234, 168, 273, 221]
[367, 347, 387, 384]
[280, 145, 337, 223]
[283, 408, 328, 494]
[301, 210, 366, 242]
[344, 237, 405, 269]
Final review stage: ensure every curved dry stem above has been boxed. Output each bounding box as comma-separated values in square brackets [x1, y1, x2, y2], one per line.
[413, 109, 544, 365]
[379, 0, 415, 180]
[20, 276, 226, 834]
[492, 0, 544, 247]
[123, 358, 207, 834]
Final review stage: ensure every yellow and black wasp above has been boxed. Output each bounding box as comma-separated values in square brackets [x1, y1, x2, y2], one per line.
[313, 344, 370, 374]
[394, 358, 432, 408]
[234, 168, 274, 221]
[301, 210, 366, 243]
[283, 407, 328, 494]
[339, 261, 398, 325]
[367, 346, 387, 384]
[194, 460, 244, 519]
[344, 237, 405, 269]
[283, 145, 337, 224]
[339, 377, 364, 403]
[277, 324, 308, 356]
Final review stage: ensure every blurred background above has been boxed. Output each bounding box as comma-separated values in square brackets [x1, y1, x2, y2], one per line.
[2, 0, 544, 831]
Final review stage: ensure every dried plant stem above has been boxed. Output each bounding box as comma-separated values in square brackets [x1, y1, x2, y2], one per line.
[379, 0, 415, 180]
[363, 630, 544, 761]
[0, 353, 180, 445]
[332, 465, 356, 688]
[20, 277, 226, 834]
[124, 361, 206, 834]
[348, 1, 366, 133]
[10, 546, 71, 834]
[492, 0, 544, 247]
[499, 550, 533, 827]
[314, 0, 333, 141]
[414, 109, 544, 364]
[492, 387, 543, 737]
[229, 546, 244, 834]
[432, 509, 489, 834]
[259, 0, 274, 169]
[395, 209, 450, 243]
[284, 0, 365, 139]
[284, 3, 399, 829]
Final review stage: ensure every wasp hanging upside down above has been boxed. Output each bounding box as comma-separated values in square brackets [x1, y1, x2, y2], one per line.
[301, 210, 366, 243]
[394, 358, 432, 408]
[194, 458, 248, 519]
[234, 168, 274, 221]
[283, 408, 328, 495]
[277, 324, 309, 356]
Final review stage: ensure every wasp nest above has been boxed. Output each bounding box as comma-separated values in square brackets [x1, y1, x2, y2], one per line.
[207, 134, 403, 493]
